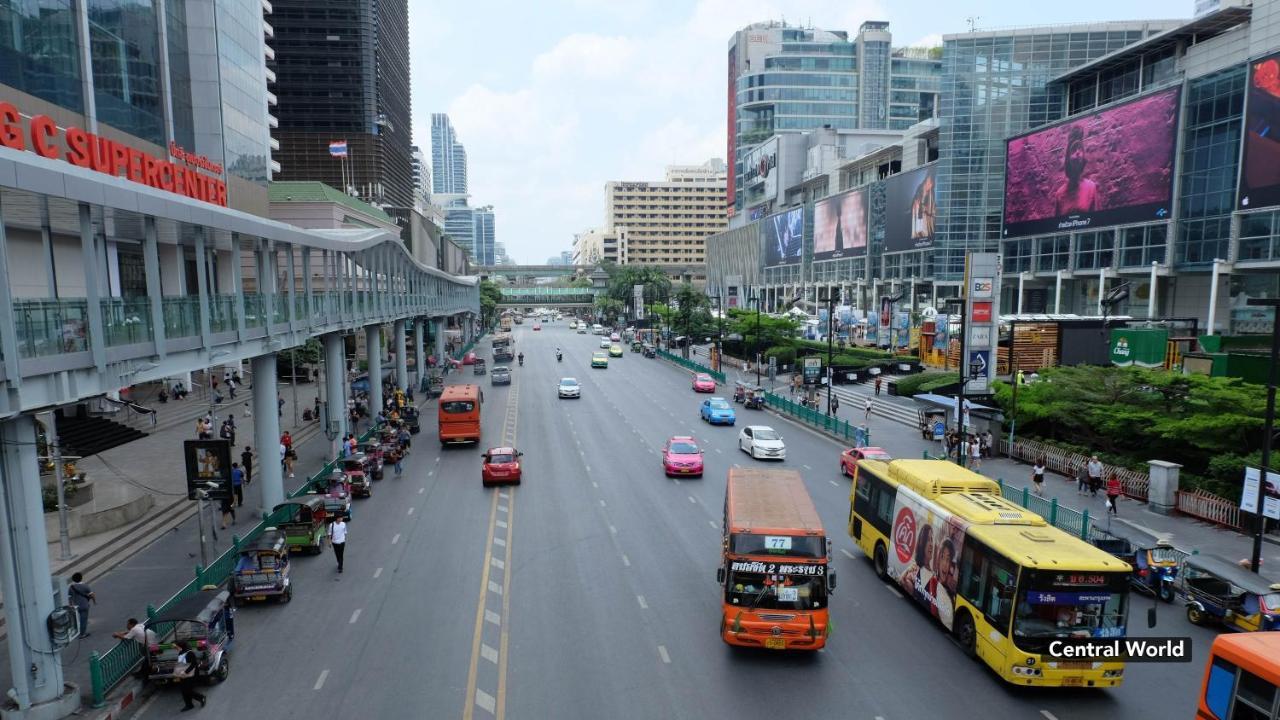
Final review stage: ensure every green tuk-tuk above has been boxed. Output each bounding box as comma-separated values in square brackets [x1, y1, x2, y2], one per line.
[631, 340, 642, 353]
[271, 497, 328, 555]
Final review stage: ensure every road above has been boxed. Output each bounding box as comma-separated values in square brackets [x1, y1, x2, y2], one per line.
[136, 321, 1217, 719]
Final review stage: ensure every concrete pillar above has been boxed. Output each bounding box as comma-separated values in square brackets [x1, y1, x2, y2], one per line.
[1148, 262, 1159, 320]
[433, 318, 445, 364]
[394, 319, 408, 390]
[414, 319, 426, 387]
[366, 325, 383, 416]
[251, 354, 284, 514]
[1207, 258, 1223, 335]
[1016, 272, 1025, 315]
[323, 332, 347, 450]
[0, 415, 77, 717]
[1054, 270, 1063, 314]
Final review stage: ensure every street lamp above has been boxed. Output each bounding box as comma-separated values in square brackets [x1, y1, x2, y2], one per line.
[712, 295, 725, 374]
[1247, 297, 1280, 573]
[748, 292, 762, 386]
[821, 287, 841, 416]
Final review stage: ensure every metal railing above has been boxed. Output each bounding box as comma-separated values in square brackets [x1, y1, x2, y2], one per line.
[762, 391, 871, 447]
[656, 349, 725, 384]
[14, 298, 89, 358]
[994, 477, 1092, 539]
[162, 296, 201, 339]
[88, 423, 383, 707]
[999, 437, 1150, 501]
[101, 297, 153, 347]
[1175, 489, 1241, 530]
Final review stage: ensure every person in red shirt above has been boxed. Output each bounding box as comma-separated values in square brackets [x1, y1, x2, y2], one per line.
[1105, 474, 1122, 515]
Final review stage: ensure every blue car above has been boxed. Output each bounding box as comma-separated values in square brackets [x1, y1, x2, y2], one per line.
[701, 397, 736, 426]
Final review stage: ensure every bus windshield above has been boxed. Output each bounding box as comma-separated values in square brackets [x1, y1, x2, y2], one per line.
[441, 401, 475, 413]
[730, 533, 825, 558]
[725, 570, 827, 610]
[1012, 571, 1129, 652]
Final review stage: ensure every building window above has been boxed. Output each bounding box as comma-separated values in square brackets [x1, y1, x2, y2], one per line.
[1075, 231, 1114, 270]
[0, 0, 83, 111]
[1003, 238, 1034, 273]
[88, 0, 165, 144]
[1120, 225, 1167, 267]
[1036, 235, 1071, 272]
[1178, 65, 1245, 266]
[1239, 211, 1280, 262]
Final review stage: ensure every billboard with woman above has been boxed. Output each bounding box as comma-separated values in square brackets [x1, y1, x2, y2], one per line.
[884, 165, 937, 252]
[1239, 51, 1280, 210]
[813, 188, 868, 259]
[762, 206, 804, 267]
[889, 488, 968, 630]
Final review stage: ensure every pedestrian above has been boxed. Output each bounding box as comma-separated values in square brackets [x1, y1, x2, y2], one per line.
[278, 394, 285, 418]
[194, 417, 206, 440]
[173, 640, 206, 711]
[864, 398, 873, 420]
[830, 393, 839, 416]
[329, 514, 347, 573]
[968, 436, 982, 471]
[1106, 474, 1122, 515]
[227, 377, 237, 400]
[397, 425, 411, 454]
[219, 419, 234, 447]
[874, 376, 882, 396]
[983, 430, 994, 458]
[281, 430, 293, 456]
[1087, 455, 1103, 498]
[68, 572, 95, 638]
[230, 462, 244, 508]
[1032, 456, 1046, 496]
[219, 493, 235, 528]
[112, 618, 157, 648]
[1075, 463, 1089, 495]
[283, 447, 296, 478]
[394, 453, 404, 477]
[313, 395, 321, 422]
[240, 446, 253, 486]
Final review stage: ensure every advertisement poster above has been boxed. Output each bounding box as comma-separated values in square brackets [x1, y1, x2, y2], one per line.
[183, 439, 232, 500]
[889, 490, 968, 630]
[971, 302, 992, 323]
[884, 165, 937, 252]
[762, 207, 804, 267]
[896, 312, 910, 350]
[1240, 50, 1280, 210]
[878, 296, 893, 347]
[813, 188, 868, 259]
[1241, 467, 1280, 520]
[1003, 87, 1180, 238]
[725, 276, 741, 308]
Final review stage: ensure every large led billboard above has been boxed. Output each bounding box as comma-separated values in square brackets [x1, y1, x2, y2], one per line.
[813, 188, 868, 260]
[762, 206, 804, 267]
[1239, 51, 1280, 210]
[884, 165, 937, 252]
[1003, 87, 1180, 239]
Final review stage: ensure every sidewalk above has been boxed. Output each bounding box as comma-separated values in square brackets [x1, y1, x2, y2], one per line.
[720, 362, 1280, 570]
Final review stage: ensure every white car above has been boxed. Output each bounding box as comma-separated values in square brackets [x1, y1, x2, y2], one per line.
[599, 338, 611, 348]
[738, 425, 786, 460]
[558, 377, 581, 399]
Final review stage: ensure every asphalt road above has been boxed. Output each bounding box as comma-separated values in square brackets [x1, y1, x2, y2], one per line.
[134, 321, 1219, 719]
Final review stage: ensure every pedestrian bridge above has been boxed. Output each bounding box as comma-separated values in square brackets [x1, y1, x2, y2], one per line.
[498, 286, 600, 307]
[479, 263, 704, 280]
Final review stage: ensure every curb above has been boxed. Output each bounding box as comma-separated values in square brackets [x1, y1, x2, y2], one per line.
[87, 678, 146, 720]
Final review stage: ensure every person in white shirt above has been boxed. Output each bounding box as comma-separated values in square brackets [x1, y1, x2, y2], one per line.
[112, 618, 157, 647]
[329, 517, 347, 573]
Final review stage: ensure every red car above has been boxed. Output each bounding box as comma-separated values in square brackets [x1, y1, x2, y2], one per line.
[481, 447, 523, 486]
[662, 436, 704, 477]
[692, 373, 717, 393]
[533, 324, 542, 331]
[839, 446, 893, 477]
[461, 351, 477, 365]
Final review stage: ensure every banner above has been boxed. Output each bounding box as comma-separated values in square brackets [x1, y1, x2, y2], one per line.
[183, 440, 232, 500]
[762, 207, 804, 267]
[884, 166, 937, 252]
[813, 188, 868, 259]
[1242, 467, 1280, 520]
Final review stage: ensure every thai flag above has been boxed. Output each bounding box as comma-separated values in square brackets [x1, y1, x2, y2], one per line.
[329, 140, 348, 157]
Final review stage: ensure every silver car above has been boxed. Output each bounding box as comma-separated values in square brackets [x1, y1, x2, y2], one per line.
[557, 377, 581, 399]
[491, 366, 511, 385]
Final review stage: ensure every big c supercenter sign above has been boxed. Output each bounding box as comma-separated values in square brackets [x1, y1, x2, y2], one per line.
[0, 102, 228, 207]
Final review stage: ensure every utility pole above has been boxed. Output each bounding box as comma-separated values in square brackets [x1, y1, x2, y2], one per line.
[825, 288, 838, 415]
[1248, 298, 1280, 573]
[291, 347, 300, 428]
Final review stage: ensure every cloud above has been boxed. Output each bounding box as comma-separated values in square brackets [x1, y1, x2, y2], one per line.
[908, 32, 943, 48]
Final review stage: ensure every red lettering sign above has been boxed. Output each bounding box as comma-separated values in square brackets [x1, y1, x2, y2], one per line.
[971, 302, 992, 323]
[0, 102, 227, 207]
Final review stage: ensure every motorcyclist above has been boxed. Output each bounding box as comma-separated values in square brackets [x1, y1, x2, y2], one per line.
[556, 347, 563, 362]
[518, 352, 524, 366]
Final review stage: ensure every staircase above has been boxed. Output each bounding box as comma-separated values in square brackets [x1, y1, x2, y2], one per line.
[54, 408, 149, 458]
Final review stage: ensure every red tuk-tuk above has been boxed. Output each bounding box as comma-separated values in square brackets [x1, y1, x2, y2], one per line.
[342, 458, 371, 498]
[355, 441, 383, 479]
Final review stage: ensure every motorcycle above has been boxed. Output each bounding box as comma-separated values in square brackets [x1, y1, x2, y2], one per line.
[556, 352, 563, 363]
[518, 354, 524, 366]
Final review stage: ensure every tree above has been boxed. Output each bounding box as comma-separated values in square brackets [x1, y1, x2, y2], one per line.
[725, 308, 798, 360]
[604, 265, 672, 313]
[479, 279, 503, 329]
[594, 296, 624, 323]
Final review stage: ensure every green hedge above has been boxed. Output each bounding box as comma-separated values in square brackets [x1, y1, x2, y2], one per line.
[893, 371, 954, 397]
[764, 346, 796, 366]
[795, 340, 892, 360]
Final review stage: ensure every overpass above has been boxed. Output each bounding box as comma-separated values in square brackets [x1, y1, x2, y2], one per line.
[478, 263, 705, 281]
[497, 286, 600, 308]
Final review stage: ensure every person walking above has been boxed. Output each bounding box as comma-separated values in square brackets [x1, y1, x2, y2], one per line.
[864, 398, 873, 420]
[230, 462, 244, 508]
[219, 492, 235, 528]
[1032, 456, 1047, 496]
[982, 430, 994, 458]
[68, 572, 95, 638]
[830, 393, 839, 417]
[968, 436, 982, 471]
[394, 452, 404, 477]
[173, 640, 206, 711]
[277, 394, 285, 418]
[1105, 474, 1122, 515]
[219, 418, 234, 448]
[874, 376, 882, 396]
[329, 515, 348, 573]
[1075, 463, 1089, 495]
[397, 425, 411, 454]
[240, 446, 253, 486]
[283, 446, 296, 478]
[1087, 455, 1103, 498]
[313, 395, 322, 423]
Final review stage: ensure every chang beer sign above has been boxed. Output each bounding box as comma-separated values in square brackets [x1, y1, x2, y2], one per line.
[1110, 328, 1168, 368]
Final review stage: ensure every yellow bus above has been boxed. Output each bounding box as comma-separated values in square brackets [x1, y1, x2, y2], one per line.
[848, 459, 1132, 687]
[1198, 633, 1280, 719]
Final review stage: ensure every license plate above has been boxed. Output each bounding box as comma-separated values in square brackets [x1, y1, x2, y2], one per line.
[1058, 661, 1091, 670]
[764, 638, 786, 650]
[1062, 677, 1084, 687]
[250, 595, 266, 601]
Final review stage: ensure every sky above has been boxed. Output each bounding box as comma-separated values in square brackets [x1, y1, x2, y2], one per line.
[408, 0, 1188, 265]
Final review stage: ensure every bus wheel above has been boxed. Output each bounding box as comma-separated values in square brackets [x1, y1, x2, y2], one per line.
[873, 543, 888, 580]
[954, 613, 976, 658]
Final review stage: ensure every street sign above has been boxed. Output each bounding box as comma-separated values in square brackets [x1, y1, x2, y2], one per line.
[962, 252, 1002, 395]
[803, 357, 821, 385]
[968, 350, 990, 378]
[971, 301, 992, 323]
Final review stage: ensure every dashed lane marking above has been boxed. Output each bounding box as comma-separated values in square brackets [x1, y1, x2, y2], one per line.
[494, 536, 506, 547]
[622, 554, 631, 567]
[591, 481, 599, 488]
[475, 689, 496, 714]
[802, 464, 812, 470]
[488, 580, 503, 596]
[481, 644, 499, 664]
[498, 505, 508, 513]
[313, 669, 330, 690]
[709, 520, 718, 529]
[658, 645, 671, 664]
[391, 533, 401, 545]
[1040, 712, 1059, 720]
[418, 487, 425, 494]
[407, 507, 415, 515]
[349, 609, 361, 624]
[840, 549, 856, 560]
[491, 557, 504, 570]
[599, 499, 607, 508]
[608, 525, 617, 534]
[373, 567, 383, 579]
[672, 478, 681, 485]
[485, 610, 501, 626]
[829, 480, 839, 487]
[637, 595, 648, 609]
[687, 496, 697, 504]
[496, 519, 508, 529]
[884, 583, 903, 599]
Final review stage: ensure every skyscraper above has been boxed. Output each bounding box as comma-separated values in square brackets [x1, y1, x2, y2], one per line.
[431, 113, 469, 194]
[473, 206, 496, 265]
[726, 21, 941, 214]
[444, 201, 476, 258]
[269, 0, 415, 208]
[604, 159, 727, 266]
[410, 145, 431, 208]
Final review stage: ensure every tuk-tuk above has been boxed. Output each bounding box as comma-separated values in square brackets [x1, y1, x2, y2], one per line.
[733, 382, 747, 403]
[642, 343, 656, 358]
[342, 458, 372, 498]
[631, 340, 642, 353]
[232, 528, 292, 603]
[744, 386, 765, 410]
[402, 405, 420, 434]
[271, 497, 328, 554]
[427, 371, 445, 398]
[1089, 526, 1183, 601]
[1177, 553, 1280, 631]
[355, 442, 384, 479]
[918, 408, 948, 440]
[311, 473, 352, 520]
[144, 588, 234, 684]
[474, 358, 487, 376]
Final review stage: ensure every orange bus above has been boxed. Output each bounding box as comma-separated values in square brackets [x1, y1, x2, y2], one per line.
[438, 384, 482, 446]
[1198, 633, 1280, 719]
[718, 467, 834, 650]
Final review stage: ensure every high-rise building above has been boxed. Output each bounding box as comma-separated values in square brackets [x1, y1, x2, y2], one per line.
[442, 199, 475, 258]
[269, 0, 415, 208]
[410, 145, 431, 208]
[0, 0, 275, 215]
[473, 206, 496, 265]
[935, 21, 1178, 280]
[727, 21, 941, 214]
[604, 159, 727, 266]
[431, 113, 468, 194]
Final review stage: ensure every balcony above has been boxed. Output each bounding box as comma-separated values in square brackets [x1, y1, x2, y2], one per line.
[101, 297, 153, 347]
[14, 299, 89, 359]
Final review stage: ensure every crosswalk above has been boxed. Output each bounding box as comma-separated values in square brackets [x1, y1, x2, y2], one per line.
[827, 384, 919, 428]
